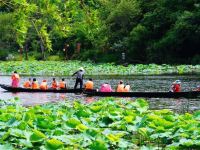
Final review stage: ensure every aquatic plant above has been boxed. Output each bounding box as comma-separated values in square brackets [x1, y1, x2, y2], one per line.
[0, 98, 199, 149]
[0, 61, 199, 76]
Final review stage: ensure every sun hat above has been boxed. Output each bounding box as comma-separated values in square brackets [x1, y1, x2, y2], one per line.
[79, 67, 84, 71]
[175, 80, 181, 84]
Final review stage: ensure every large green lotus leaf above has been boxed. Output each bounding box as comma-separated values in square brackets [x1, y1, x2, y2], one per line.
[127, 125, 138, 132]
[0, 144, 13, 150]
[19, 139, 33, 148]
[66, 118, 81, 128]
[10, 128, 24, 138]
[90, 140, 107, 150]
[76, 124, 88, 132]
[0, 131, 10, 142]
[194, 111, 200, 120]
[86, 128, 100, 137]
[90, 106, 102, 113]
[52, 129, 64, 136]
[179, 138, 194, 147]
[140, 145, 158, 150]
[133, 99, 149, 113]
[75, 109, 91, 118]
[30, 129, 46, 142]
[45, 138, 64, 150]
[35, 117, 55, 129]
[138, 128, 148, 138]
[150, 132, 172, 139]
[124, 115, 135, 123]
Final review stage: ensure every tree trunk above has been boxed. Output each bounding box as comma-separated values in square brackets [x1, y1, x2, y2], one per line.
[40, 40, 45, 60]
[24, 42, 29, 60]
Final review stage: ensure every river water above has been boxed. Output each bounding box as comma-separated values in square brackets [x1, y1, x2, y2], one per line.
[0, 75, 199, 113]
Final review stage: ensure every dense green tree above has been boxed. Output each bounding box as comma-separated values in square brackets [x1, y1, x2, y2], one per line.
[0, 0, 199, 63]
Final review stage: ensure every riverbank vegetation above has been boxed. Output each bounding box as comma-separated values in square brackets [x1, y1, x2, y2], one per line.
[0, 98, 199, 149]
[0, 61, 200, 76]
[1, 0, 200, 64]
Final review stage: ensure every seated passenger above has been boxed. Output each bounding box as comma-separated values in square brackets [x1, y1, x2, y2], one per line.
[11, 71, 20, 87]
[116, 80, 125, 92]
[100, 83, 113, 92]
[124, 84, 131, 92]
[170, 80, 181, 92]
[40, 80, 48, 90]
[59, 78, 67, 89]
[51, 78, 58, 89]
[23, 78, 31, 88]
[194, 85, 200, 91]
[84, 78, 94, 90]
[32, 78, 39, 89]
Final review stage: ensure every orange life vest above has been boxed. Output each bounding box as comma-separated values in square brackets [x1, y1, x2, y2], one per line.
[59, 81, 66, 89]
[124, 85, 130, 92]
[40, 81, 48, 90]
[84, 81, 94, 90]
[23, 81, 31, 88]
[51, 81, 58, 89]
[32, 81, 39, 89]
[116, 84, 124, 92]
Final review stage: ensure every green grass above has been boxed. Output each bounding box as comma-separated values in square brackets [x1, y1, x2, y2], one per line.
[0, 98, 199, 149]
[0, 60, 200, 76]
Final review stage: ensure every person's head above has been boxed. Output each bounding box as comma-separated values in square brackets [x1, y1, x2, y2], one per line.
[33, 78, 36, 82]
[119, 80, 123, 84]
[62, 78, 65, 81]
[14, 71, 17, 73]
[53, 78, 56, 81]
[28, 78, 31, 81]
[89, 78, 93, 81]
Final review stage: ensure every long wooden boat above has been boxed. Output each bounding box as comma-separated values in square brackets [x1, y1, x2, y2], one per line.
[0, 84, 84, 93]
[84, 91, 200, 98]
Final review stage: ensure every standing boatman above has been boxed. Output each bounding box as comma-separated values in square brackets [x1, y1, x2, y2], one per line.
[72, 67, 85, 89]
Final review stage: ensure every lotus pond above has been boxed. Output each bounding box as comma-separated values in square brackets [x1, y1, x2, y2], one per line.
[0, 61, 200, 76]
[0, 98, 200, 150]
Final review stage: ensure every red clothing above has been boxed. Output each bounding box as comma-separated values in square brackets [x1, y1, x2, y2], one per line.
[11, 73, 20, 87]
[100, 84, 113, 92]
[172, 84, 181, 92]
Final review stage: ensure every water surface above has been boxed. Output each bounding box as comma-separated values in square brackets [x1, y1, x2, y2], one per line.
[0, 75, 199, 112]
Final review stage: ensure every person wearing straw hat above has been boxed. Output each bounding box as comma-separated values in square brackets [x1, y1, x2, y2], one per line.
[170, 80, 181, 92]
[194, 85, 200, 91]
[72, 67, 85, 89]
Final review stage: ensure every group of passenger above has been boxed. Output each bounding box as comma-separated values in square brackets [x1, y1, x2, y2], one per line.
[23, 78, 67, 90]
[11, 70, 200, 92]
[99, 81, 130, 92]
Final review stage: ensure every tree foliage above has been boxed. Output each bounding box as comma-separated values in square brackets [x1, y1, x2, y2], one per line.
[0, 0, 200, 64]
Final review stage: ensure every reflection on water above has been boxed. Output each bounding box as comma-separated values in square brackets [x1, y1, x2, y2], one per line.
[0, 75, 199, 112]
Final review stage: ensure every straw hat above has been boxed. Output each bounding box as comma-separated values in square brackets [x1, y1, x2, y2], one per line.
[79, 67, 84, 71]
[175, 80, 181, 84]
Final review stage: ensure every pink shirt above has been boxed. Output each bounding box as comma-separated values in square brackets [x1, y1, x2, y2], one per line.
[100, 84, 113, 92]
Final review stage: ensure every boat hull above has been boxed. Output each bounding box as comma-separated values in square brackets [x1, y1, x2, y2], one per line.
[0, 84, 83, 93]
[84, 91, 200, 98]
